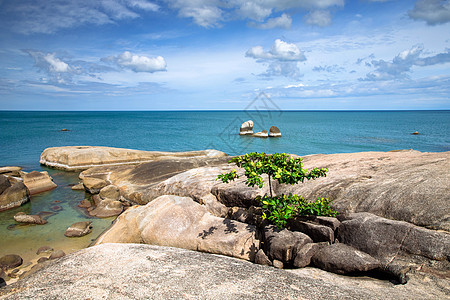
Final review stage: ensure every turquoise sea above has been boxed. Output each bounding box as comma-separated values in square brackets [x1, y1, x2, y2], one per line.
[0, 110, 449, 274]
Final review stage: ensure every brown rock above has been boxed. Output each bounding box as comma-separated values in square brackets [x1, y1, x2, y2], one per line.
[37, 257, 49, 263]
[22, 171, 57, 195]
[293, 243, 320, 268]
[83, 177, 108, 194]
[239, 120, 253, 135]
[288, 219, 334, 243]
[0, 166, 22, 177]
[71, 183, 84, 190]
[48, 250, 65, 260]
[94, 195, 259, 261]
[99, 185, 120, 200]
[312, 243, 381, 275]
[36, 246, 53, 255]
[14, 212, 47, 225]
[65, 221, 93, 237]
[0, 254, 23, 270]
[89, 199, 123, 218]
[268, 126, 281, 137]
[77, 199, 92, 208]
[0, 175, 11, 195]
[252, 130, 268, 138]
[272, 260, 284, 269]
[0, 182, 30, 211]
[255, 249, 272, 266]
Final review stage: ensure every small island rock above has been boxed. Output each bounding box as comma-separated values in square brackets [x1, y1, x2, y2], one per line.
[269, 126, 281, 137]
[252, 130, 268, 138]
[65, 221, 93, 237]
[239, 120, 254, 135]
[412, 131, 419, 135]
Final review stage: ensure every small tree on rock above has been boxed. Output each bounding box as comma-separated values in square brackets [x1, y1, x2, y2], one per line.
[217, 152, 338, 228]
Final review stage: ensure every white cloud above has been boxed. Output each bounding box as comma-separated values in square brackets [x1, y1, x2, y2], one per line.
[246, 39, 306, 61]
[246, 39, 306, 79]
[408, 0, 450, 25]
[249, 13, 292, 29]
[362, 45, 450, 81]
[43, 53, 70, 73]
[304, 10, 332, 27]
[1, 0, 159, 34]
[105, 51, 167, 72]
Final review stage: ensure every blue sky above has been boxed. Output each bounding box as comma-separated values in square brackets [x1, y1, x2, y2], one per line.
[0, 0, 449, 110]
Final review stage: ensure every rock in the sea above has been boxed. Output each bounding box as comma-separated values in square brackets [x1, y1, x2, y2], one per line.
[3, 243, 449, 299]
[37, 257, 49, 264]
[263, 225, 313, 264]
[276, 150, 450, 231]
[411, 131, 419, 135]
[60, 129, 70, 132]
[71, 183, 84, 190]
[0, 254, 23, 270]
[40, 146, 227, 171]
[312, 243, 381, 275]
[99, 185, 120, 200]
[94, 195, 259, 261]
[252, 130, 268, 138]
[338, 212, 450, 261]
[0, 166, 22, 177]
[77, 199, 92, 208]
[13, 212, 47, 225]
[48, 250, 65, 260]
[89, 199, 123, 218]
[36, 246, 53, 255]
[239, 120, 253, 135]
[0, 175, 11, 195]
[65, 221, 93, 237]
[83, 177, 108, 194]
[0, 182, 30, 212]
[269, 126, 281, 137]
[21, 171, 57, 195]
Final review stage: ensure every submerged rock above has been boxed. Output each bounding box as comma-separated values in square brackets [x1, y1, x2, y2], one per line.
[36, 246, 53, 255]
[22, 171, 57, 195]
[48, 250, 65, 260]
[239, 120, 253, 135]
[0, 254, 23, 270]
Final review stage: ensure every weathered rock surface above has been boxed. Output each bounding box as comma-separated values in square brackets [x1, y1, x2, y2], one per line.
[21, 171, 57, 195]
[48, 250, 65, 260]
[288, 219, 335, 243]
[338, 212, 450, 262]
[83, 177, 108, 194]
[0, 175, 11, 195]
[88, 199, 123, 218]
[269, 126, 281, 137]
[13, 212, 47, 225]
[0, 182, 30, 212]
[40, 146, 227, 171]
[1, 243, 449, 299]
[312, 243, 381, 275]
[252, 130, 268, 138]
[0, 166, 22, 177]
[275, 150, 450, 231]
[293, 243, 320, 268]
[239, 120, 253, 135]
[263, 225, 313, 264]
[95, 195, 259, 261]
[71, 183, 84, 190]
[99, 184, 120, 200]
[0, 254, 23, 270]
[255, 249, 272, 266]
[65, 221, 93, 237]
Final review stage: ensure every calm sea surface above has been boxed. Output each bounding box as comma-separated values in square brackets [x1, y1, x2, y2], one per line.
[0, 110, 449, 271]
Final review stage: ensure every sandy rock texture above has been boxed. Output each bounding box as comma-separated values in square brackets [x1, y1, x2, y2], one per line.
[40, 146, 227, 171]
[0, 243, 448, 300]
[21, 171, 57, 195]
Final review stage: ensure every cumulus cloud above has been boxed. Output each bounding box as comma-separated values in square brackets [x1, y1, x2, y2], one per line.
[246, 39, 306, 78]
[248, 13, 292, 29]
[104, 51, 167, 73]
[362, 45, 450, 81]
[1, 0, 159, 34]
[24, 50, 77, 83]
[304, 10, 332, 27]
[408, 0, 450, 25]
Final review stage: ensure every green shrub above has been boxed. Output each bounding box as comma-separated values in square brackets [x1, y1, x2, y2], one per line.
[217, 152, 338, 228]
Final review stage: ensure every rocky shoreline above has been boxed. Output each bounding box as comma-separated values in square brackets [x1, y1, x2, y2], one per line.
[0, 146, 449, 298]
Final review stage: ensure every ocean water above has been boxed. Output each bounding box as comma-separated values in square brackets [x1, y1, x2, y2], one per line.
[0, 110, 449, 275]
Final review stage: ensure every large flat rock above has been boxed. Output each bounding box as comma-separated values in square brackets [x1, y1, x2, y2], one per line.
[40, 146, 227, 171]
[0, 243, 447, 299]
